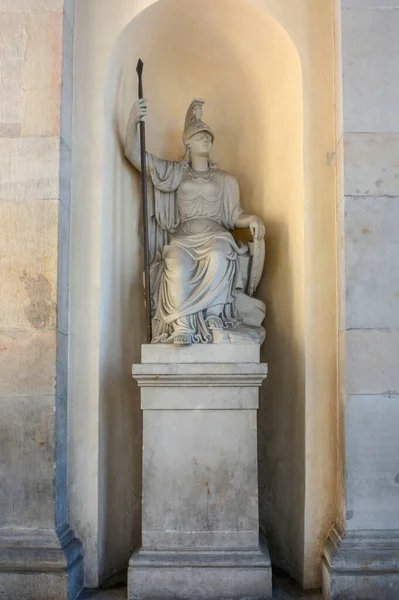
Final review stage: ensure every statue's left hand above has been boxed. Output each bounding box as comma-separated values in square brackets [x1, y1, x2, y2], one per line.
[249, 216, 265, 240]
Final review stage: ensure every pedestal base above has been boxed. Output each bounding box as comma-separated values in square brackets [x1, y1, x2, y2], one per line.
[323, 528, 399, 600]
[129, 344, 271, 600]
[129, 543, 272, 600]
[0, 524, 84, 600]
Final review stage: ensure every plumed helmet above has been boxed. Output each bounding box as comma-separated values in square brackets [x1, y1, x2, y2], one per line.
[182, 98, 215, 144]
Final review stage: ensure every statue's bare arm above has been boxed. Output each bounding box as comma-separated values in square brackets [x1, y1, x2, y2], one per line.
[124, 98, 148, 171]
[234, 213, 265, 241]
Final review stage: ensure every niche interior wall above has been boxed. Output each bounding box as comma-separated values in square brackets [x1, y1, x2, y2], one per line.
[69, 0, 337, 588]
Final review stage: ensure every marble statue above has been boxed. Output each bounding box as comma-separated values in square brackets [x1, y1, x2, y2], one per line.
[125, 97, 266, 345]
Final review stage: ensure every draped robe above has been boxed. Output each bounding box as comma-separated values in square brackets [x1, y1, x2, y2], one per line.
[146, 154, 247, 343]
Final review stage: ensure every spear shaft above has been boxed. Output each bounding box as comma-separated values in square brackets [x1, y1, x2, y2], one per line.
[136, 59, 152, 343]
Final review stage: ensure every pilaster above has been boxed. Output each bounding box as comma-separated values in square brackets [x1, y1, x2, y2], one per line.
[0, 0, 83, 597]
[323, 1, 399, 597]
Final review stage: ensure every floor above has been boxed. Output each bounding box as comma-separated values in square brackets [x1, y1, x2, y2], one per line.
[80, 569, 324, 599]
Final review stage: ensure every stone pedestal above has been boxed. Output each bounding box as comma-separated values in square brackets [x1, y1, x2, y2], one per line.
[128, 344, 271, 600]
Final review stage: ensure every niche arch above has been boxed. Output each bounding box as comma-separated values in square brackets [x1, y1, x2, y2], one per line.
[70, 0, 337, 589]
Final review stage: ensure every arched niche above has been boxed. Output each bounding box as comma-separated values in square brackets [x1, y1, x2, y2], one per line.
[69, 0, 337, 589]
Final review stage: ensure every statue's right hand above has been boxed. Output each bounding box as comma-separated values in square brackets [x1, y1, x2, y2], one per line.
[130, 98, 147, 124]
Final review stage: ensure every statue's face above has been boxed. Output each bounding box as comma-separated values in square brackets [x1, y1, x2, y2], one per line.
[188, 131, 213, 157]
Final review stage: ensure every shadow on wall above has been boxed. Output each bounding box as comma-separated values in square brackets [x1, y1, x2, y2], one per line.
[99, 68, 145, 579]
[259, 217, 306, 581]
[99, 0, 304, 584]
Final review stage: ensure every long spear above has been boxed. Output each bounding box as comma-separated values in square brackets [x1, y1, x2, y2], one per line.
[136, 59, 152, 343]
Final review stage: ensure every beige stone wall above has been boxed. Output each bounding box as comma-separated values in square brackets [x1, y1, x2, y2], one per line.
[0, 0, 74, 532]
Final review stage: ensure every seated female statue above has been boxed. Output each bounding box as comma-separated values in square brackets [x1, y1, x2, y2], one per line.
[125, 97, 265, 345]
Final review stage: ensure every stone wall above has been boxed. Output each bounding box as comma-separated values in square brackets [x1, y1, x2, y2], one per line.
[323, 1, 399, 597]
[338, 0, 399, 532]
[0, 1, 83, 598]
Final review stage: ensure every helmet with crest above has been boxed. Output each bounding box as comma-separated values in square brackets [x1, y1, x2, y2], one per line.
[182, 99, 214, 160]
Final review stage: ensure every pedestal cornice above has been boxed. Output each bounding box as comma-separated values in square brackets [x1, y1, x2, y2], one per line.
[132, 361, 268, 388]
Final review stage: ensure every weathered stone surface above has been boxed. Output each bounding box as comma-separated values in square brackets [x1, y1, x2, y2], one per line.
[346, 394, 399, 530]
[0, 572, 70, 600]
[338, 332, 346, 395]
[129, 547, 272, 600]
[342, 0, 399, 6]
[64, 0, 75, 29]
[56, 332, 68, 396]
[140, 386, 259, 410]
[79, 570, 325, 599]
[0, 138, 60, 200]
[57, 193, 71, 335]
[336, 198, 346, 332]
[62, 13, 73, 61]
[345, 329, 399, 395]
[0, 79, 22, 128]
[0, 123, 22, 137]
[0, 13, 26, 61]
[342, 6, 399, 132]
[141, 342, 260, 363]
[0, 395, 56, 527]
[336, 393, 346, 532]
[141, 409, 259, 548]
[0, 11, 64, 137]
[0, 524, 84, 600]
[324, 3, 399, 598]
[134, 362, 267, 388]
[344, 133, 399, 197]
[0, 13, 25, 135]
[21, 12, 63, 137]
[345, 195, 399, 329]
[60, 54, 73, 150]
[0, 331, 56, 395]
[336, 135, 344, 205]
[55, 393, 68, 528]
[60, 13, 73, 148]
[0, 0, 63, 11]
[334, 0, 343, 143]
[59, 139, 71, 205]
[323, 529, 399, 600]
[0, 199, 58, 331]
[0, 4, 81, 599]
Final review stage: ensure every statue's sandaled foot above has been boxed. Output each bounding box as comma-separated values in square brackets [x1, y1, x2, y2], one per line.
[173, 333, 192, 346]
